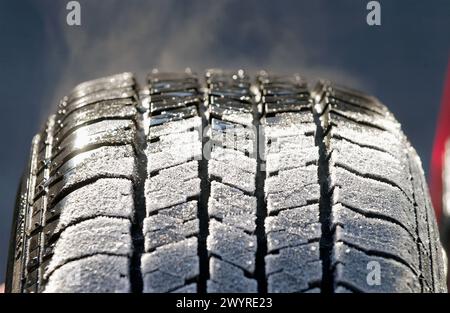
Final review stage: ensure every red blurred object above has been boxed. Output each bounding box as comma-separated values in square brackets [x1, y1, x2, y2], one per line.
[430, 58, 450, 223]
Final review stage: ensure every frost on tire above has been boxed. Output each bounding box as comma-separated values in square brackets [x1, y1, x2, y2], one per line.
[5, 71, 447, 293]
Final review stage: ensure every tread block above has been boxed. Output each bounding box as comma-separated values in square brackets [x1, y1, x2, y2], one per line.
[331, 138, 413, 201]
[143, 215, 198, 252]
[332, 242, 421, 292]
[54, 119, 135, 157]
[148, 116, 201, 139]
[265, 146, 318, 173]
[208, 181, 257, 233]
[264, 117, 315, 139]
[329, 88, 388, 116]
[48, 145, 136, 205]
[332, 203, 420, 272]
[141, 238, 198, 293]
[266, 204, 321, 252]
[334, 167, 415, 231]
[68, 87, 135, 108]
[150, 97, 200, 113]
[207, 219, 257, 273]
[207, 257, 258, 292]
[330, 107, 400, 134]
[145, 161, 201, 213]
[151, 200, 197, 218]
[264, 111, 314, 124]
[267, 184, 320, 215]
[47, 178, 134, 228]
[146, 129, 201, 173]
[330, 113, 403, 157]
[45, 217, 132, 278]
[151, 82, 198, 94]
[210, 147, 256, 173]
[149, 105, 198, 127]
[265, 165, 318, 193]
[148, 130, 199, 153]
[265, 100, 310, 114]
[55, 100, 135, 138]
[265, 242, 321, 293]
[64, 88, 135, 118]
[210, 106, 253, 127]
[209, 159, 255, 193]
[146, 161, 199, 189]
[211, 119, 255, 155]
[266, 134, 316, 154]
[44, 255, 130, 293]
[68, 72, 134, 100]
[146, 177, 200, 212]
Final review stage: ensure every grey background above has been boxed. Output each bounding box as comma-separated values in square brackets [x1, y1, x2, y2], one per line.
[1, 0, 449, 283]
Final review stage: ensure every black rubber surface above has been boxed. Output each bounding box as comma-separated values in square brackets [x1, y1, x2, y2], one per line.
[5, 71, 447, 293]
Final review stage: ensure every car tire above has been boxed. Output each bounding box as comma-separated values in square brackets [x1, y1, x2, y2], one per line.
[6, 70, 447, 293]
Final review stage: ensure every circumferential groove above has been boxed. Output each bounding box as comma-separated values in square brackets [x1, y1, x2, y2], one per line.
[254, 88, 268, 294]
[129, 84, 146, 293]
[197, 83, 210, 294]
[313, 83, 335, 293]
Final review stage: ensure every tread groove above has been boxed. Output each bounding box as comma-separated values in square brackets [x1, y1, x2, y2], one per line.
[198, 96, 210, 294]
[254, 92, 268, 294]
[314, 90, 335, 293]
[129, 89, 146, 293]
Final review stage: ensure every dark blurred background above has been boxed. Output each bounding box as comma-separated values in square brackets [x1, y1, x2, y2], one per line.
[0, 0, 449, 283]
